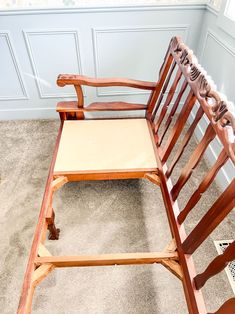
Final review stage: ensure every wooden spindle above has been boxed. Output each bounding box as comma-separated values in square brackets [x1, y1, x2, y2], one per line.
[182, 180, 235, 254]
[158, 79, 188, 145]
[151, 61, 177, 121]
[171, 124, 216, 201]
[208, 298, 235, 314]
[194, 241, 235, 290]
[154, 67, 182, 130]
[146, 53, 174, 119]
[178, 149, 228, 224]
[160, 90, 196, 163]
[166, 106, 204, 178]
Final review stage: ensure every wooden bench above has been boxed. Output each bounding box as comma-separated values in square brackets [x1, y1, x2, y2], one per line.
[17, 36, 235, 314]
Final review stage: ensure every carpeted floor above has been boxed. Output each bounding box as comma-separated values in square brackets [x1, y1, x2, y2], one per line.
[0, 119, 234, 314]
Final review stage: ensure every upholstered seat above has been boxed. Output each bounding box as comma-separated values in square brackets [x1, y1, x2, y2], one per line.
[54, 118, 158, 173]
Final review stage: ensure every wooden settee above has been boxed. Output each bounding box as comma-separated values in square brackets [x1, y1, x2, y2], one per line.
[18, 37, 235, 314]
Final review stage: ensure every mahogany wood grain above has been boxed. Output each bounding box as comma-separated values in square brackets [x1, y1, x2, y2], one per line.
[208, 298, 235, 314]
[46, 209, 60, 240]
[57, 101, 79, 112]
[154, 66, 182, 129]
[59, 112, 67, 121]
[57, 74, 157, 90]
[194, 241, 235, 290]
[171, 124, 216, 201]
[86, 102, 146, 111]
[74, 85, 84, 119]
[182, 180, 235, 254]
[57, 101, 146, 112]
[146, 118, 207, 314]
[166, 106, 204, 178]
[146, 53, 174, 119]
[151, 61, 177, 121]
[178, 149, 228, 224]
[160, 91, 196, 163]
[158, 79, 188, 144]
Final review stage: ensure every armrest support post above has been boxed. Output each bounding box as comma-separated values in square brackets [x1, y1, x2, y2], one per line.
[74, 85, 84, 119]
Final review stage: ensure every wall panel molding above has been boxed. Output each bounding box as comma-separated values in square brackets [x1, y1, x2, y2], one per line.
[0, 6, 204, 119]
[200, 29, 235, 63]
[92, 24, 189, 97]
[0, 31, 28, 101]
[23, 29, 83, 99]
[193, 28, 235, 189]
[0, 4, 206, 16]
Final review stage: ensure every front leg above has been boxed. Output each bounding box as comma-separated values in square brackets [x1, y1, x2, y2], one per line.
[46, 209, 60, 240]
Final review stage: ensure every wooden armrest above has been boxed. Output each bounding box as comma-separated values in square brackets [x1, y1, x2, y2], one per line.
[57, 74, 157, 90]
[57, 101, 146, 112]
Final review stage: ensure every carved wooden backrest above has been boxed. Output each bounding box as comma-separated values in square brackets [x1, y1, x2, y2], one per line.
[148, 37, 235, 313]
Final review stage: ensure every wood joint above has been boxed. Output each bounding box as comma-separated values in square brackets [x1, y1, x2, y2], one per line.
[32, 264, 55, 287]
[161, 260, 183, 281]
[51, 176, 68, 192]
[144, 173, 161, 186]
[31, 244, 54, 288]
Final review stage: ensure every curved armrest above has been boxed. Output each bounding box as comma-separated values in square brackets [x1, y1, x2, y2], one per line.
[57, 74, 157, 90]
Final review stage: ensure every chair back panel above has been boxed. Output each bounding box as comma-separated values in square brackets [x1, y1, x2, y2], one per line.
[149, 36, 235, 314]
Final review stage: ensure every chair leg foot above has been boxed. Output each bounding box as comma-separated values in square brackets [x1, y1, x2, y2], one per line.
[48, 225, 60, 240]
[47, 208, 60, 240]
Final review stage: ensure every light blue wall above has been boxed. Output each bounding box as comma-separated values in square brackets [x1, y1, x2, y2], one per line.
[191, 7, 235, 189]
[0, 4, 204, 119]
[197, 8, 235, 105]
[0, 3, 234, 188]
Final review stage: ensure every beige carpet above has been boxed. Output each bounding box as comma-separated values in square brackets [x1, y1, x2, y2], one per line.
[0, 119, 234, 314]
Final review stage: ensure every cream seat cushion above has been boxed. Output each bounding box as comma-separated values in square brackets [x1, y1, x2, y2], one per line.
[54, 118, 158, 173]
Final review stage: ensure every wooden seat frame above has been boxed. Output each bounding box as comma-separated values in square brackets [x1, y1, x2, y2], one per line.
[17, 37, 235, 314]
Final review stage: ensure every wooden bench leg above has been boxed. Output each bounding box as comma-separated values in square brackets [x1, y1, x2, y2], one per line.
[44, 177, 68, 240]
[46, 209, 60, 240]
